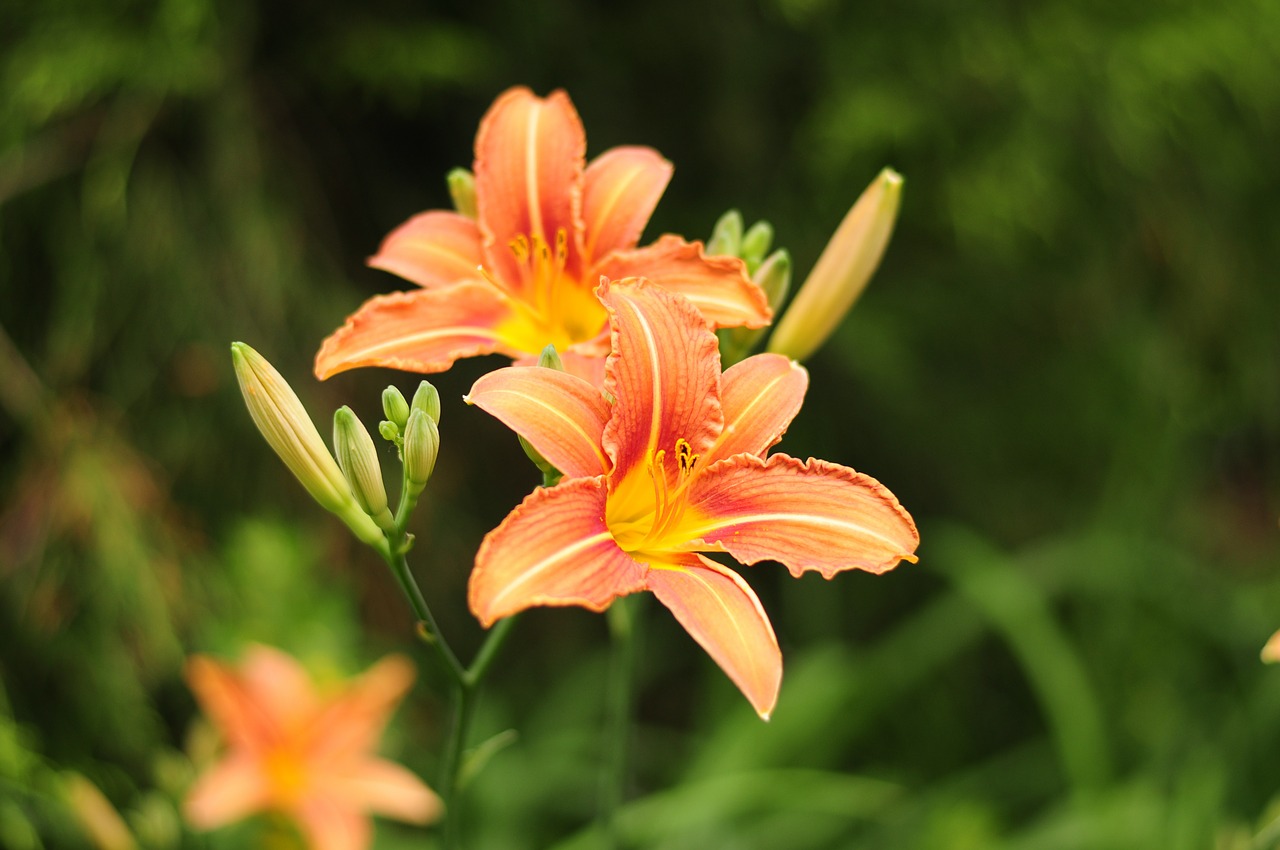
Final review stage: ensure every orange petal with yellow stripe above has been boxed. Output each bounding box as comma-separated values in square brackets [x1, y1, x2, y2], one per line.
[474, 87, 586, 293]
[680, 454, 919, 578]
[470, 476, 646, 626]
[367, 210, 485, 289]
[595, 235, 771, 329]
[702, 353, 808, 467]
[466, 366, 611, 479]
[646, 554, 782, 719]
[581, 146, 672, 266]
[598, 280, 723, 488]
[314, 281, 519, 379]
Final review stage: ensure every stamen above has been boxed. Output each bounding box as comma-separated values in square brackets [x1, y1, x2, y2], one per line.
[510, 234, 530, 265]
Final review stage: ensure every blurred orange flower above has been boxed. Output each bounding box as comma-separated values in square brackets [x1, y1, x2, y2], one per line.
[184, 646, 440, 850]
[315, 86, 770, 384]
[466, 281, 918, 718]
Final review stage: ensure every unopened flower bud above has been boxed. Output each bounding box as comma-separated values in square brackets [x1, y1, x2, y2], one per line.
[740, 220, 774, 272]
[379, 420, 400, 443]
[706, 209, 743, 258]
[334, 406, 393, 529]
[537, 344, 564, 371]
[403, 409, 439, 494]
[447, 168, 477, 219]
[230, 343, 383, 546]
[767, 167, 903, 363]
[410, 381, 441, 424]
[382, 386, 410, 430]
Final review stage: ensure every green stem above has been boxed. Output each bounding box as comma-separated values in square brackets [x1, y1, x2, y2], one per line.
[601, 596, 642, 845]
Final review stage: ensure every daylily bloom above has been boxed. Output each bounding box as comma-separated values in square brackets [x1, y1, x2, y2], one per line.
[184, 646, 441, 850]
[314, 86, 771, 384]
[466, 280, 919, 718]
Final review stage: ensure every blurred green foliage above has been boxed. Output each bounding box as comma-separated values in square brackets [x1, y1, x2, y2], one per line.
[1, 0, 1278, 847]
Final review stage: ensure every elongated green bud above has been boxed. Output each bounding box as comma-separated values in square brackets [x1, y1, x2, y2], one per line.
[706, 209, 743, 257]
[410, 381, 441, 424]
[230, 343, 383, 547]
[740, 220, 774, 272]
[334, 406, 394, 530]
[447, 168, 477, 219]
[382, 386, 410, 430]
[767, 168, 903, 362]
[403, 409, 439, 495]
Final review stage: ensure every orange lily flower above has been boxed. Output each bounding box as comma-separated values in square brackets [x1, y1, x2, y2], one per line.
[184, 646, 440, 850]
[314, 87, 770, 384]
[466, 280, 919, 718]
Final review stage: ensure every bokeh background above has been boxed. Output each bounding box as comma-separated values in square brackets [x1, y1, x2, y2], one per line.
[3, 0, 1279, 847]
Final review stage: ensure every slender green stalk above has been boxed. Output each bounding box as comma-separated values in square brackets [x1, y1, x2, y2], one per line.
[601, 595, 642, 845]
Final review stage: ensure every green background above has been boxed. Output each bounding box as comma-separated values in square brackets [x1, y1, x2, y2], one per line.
[2, 0, 1278, 846]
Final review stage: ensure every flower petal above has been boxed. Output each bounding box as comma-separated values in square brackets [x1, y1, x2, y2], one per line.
[330, 759, 442, 825]
[475, 87, 586, 294]
[581, 146, 672, 265]
[184, 754, 271, 829]
[701, 354, 808, 467]
[599, 280, 723, 489]
[466, 366, 610, 478]
[470, 476, 645, 626]
[294, 796, 371, 850]
[595, 235, 771, 329]
[367, 211, 485, 289]
[307, 655, 415, 761]
[239, 645, 320, 733]
[646, 554, 781, 719]
[314, 282, 518, 379]
[185, 656, 277, 750]
[680, 454, 919, 578]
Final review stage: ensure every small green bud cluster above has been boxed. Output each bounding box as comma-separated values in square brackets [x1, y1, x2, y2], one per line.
[707, 210, 793, 365]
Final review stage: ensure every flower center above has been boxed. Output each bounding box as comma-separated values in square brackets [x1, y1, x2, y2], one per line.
[608, 438, 700, 553]
[263, 746, 309, 808]
[491, 228, 609, 354]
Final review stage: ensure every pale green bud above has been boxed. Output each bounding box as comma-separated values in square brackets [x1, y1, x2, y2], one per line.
[410, 381, 441, 424]
[537, 344, 564, 371]
[740, 220, 774, 272]
[447, 168, 477, 219]
[706, 209, 743, 257]
[767, 168, 903, 363]
[230, 343, 382, 546]
[378, 420, 400, 443]
[403, 409, 439, 494]
[381, 386, 410, 430]
[333, 406, 393, 529]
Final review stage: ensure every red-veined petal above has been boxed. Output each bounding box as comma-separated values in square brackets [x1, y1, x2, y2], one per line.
[367, 210, 485, 289]
[581, 146, 672, 265]
[599, 281, 723, 491]
[314, 282, 519, 379]
[595, 235, 771, 329]
[646, 554, 781, 719]
[466, 366, 610, 478]
[680, 454, 919, 578]
[184, 754, 271, 828]
[470, 476, 645, 626]
[328, 759, 441, 824]
[475, 87, 586, 293]
[701, 354, 808, 467]
[306, 655, 415, 762]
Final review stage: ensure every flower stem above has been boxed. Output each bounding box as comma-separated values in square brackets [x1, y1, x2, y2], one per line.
[601, 595, 642, 845]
